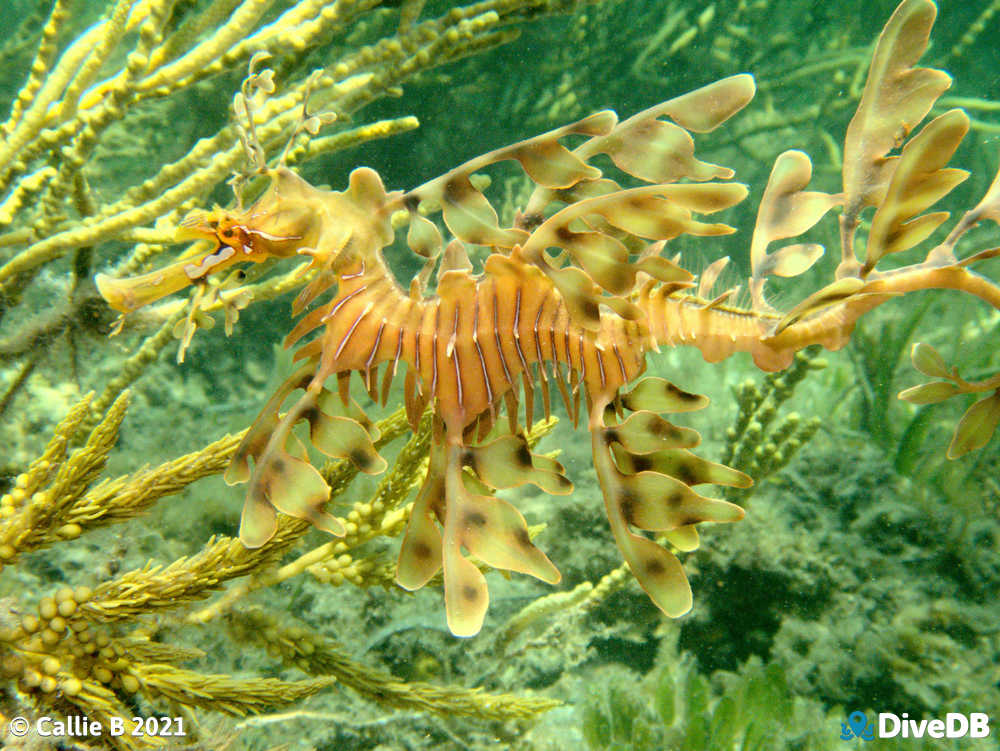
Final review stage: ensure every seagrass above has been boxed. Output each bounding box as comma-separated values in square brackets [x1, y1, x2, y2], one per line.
[97, 0, 1000, 636]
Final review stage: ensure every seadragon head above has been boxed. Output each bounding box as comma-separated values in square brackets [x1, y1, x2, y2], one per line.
[95, 166, 395, 316]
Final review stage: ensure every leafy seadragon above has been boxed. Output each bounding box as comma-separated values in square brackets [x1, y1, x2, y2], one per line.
[97, 0, 1000, 636]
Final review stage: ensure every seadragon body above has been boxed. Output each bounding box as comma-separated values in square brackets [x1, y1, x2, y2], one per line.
[97, 0, 1000, 636]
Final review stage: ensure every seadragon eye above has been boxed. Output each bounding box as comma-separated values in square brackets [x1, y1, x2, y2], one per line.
[216, 221, 251, 252]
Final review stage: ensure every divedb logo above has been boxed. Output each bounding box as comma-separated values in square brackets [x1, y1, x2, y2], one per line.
[840, 710, 990, 741]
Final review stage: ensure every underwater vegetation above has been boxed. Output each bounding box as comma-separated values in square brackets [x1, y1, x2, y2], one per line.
[1, 0, 999, 749]
[580, 629, 993, 751]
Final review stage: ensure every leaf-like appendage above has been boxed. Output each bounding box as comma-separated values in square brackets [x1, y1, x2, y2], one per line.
[520, 183, 744, 302]
[308, 413, 386, 474]
[650, 74, 757, 134]
[842, 0, 951, 224]
[509, 138, 602, 188]
[621, 377, 708, 413]
[407, 213, 442, 258]
[456, 491, 561, 584]
[761, 244, 825, 279]
[898, 381, 960, 405]
[865, 109, 969, 270]
[396, 447, 446, 592]
[956, 164, 1000, 235]
[556, 230, 631, 294]
[602, 186, 746, 240]
[752, 150, 835, 260]
[226, 362, 316, 486]
[439, 174, 528, 248]
[910, 342, 949, 378]
[772, 278, 866, 334]
[603, 118, 733, 184]
[613, 445, 753, 488]
[398, 430, 570, 637]
[607, 411, 700, 453]
[589, 380, 754, 621]
[948, 390, 1000, 459]
[595, 460, 694, 617]
[396, 506, 443, 591]
[619, 471, 744, 531]
[586, 75, 756, 184]
[548, 265, 603, 330]
[464, 435, 573, 496]
[239, 436, 343, 549]
[443, 544, 489, 638]
[749, 150, 839, 307]
[345, 168, 396, 248]
[896, 346, 1000, 457]
[403, 110, 616, 255]
[634, 255, 693, 285]
[239, 491, 279, 550]
[664, 525, 700, 553]
[620, 533, 692, 617]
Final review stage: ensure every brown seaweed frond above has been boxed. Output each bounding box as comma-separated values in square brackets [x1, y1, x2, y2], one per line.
[228, 608, 560, 722]
[899, 342, 1000, 458]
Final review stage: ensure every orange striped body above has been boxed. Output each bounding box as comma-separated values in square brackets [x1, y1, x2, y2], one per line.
[290, 248, 648, 438]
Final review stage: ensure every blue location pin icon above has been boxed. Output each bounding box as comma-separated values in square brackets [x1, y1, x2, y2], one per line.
[848, 711, 869, 740]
